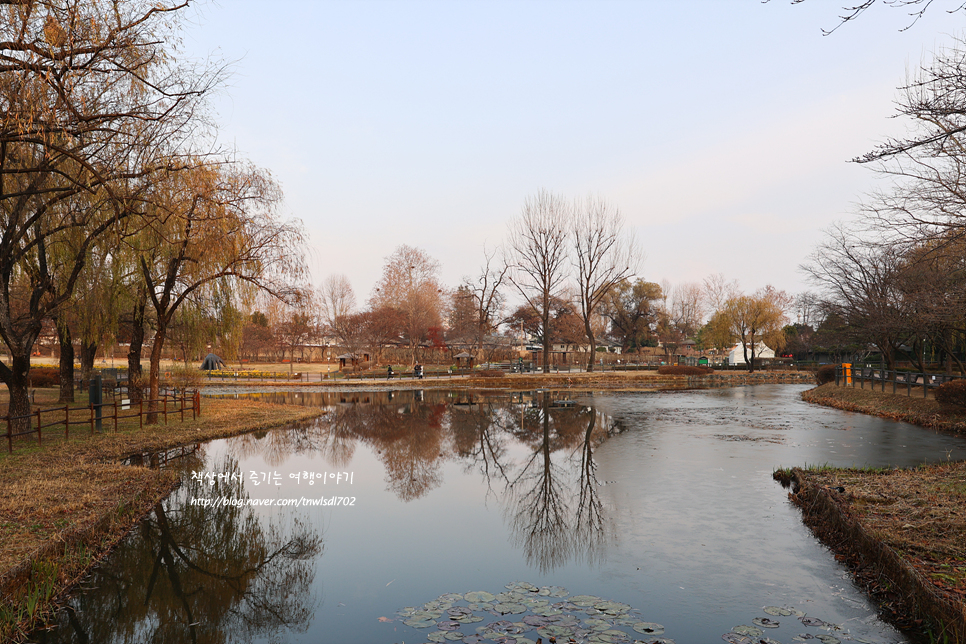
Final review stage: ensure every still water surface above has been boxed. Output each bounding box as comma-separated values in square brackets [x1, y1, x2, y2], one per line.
[31, 385, 966, 644]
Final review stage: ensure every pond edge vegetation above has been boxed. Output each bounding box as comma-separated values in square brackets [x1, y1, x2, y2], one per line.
[773, 466, 966, 644]
[0, 397, 324, 643]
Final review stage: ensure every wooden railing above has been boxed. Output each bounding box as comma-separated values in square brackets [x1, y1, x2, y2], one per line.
[3, 389, 201, 454]
[835, 365, 962, 398]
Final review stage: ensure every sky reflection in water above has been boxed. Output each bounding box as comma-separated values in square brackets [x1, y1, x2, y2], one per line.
[30, 385, 966, 644]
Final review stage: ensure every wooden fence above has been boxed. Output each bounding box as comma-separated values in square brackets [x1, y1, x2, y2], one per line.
[3, 389, 201, 454]
[835, 365, 962, 398]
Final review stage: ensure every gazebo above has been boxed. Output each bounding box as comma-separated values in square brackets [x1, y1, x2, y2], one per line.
[454, 351, 475, 373]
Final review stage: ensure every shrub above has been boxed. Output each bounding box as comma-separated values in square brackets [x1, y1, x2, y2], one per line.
[160, 365, 203, 390]
[656, 365, 713, 375]
[477, 369, 505, 378]
[816, 365, 837, 386]
[28, 366, 59, 387]
[935, 379, 966, 406]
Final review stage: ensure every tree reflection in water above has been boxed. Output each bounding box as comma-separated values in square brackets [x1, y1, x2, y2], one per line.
[34, 452, 322, 644]
[227, 390, 620, 572]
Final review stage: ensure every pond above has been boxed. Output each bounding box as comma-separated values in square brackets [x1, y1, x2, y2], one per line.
[29, 384, 966, 644]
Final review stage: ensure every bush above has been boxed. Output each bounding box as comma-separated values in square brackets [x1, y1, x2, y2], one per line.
[161, 365, 203, 390]
[816, 365, 837, 386]
[28, 366, 59, 387]
[656, 365, 713, 375]
[477, 369, 505, 378]
[935, 379, 966, 406]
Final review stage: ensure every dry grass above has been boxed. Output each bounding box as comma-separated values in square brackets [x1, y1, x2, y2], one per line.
[802, 464, 966, 596]
[0, 394, 322, 642]
[803, 383, 966, 436]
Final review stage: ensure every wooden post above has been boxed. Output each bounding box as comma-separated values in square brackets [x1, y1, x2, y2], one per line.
[139, 399, 143, 430]
[892, 370, 897, 394]
[163, 393, 167, 425]
[90, 403, 94, 436]
[180, 391, 184, 422]
[36, 408, 41, 446]
[113, 400, 118, 433]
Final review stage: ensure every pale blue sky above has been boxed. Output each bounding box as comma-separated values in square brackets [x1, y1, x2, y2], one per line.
[182, 1, 960, 303]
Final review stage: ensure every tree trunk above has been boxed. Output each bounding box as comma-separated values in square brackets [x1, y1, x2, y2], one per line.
[79, 339, 97, 389]
[584, 318, 596, 373]
[128, 294, 146, 404]
[56, 317, 75, 403]
[2, 352, 33, 433]
[147, 325, 167, 424]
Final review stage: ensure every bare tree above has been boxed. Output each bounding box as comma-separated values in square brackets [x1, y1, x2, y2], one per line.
[318, 274, 357, 352]
[369, 245, 444, 365]
[571, 196, 639, 371]
[703, 273, 740, 313]
[506, 190, 571, 373]
[461, 246, 509, 359]
[803, 225, 912, 369]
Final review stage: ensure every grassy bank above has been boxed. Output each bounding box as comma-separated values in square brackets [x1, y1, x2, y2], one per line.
[797, 384, 966, 641]
[775, 464, 966, 642]
[0, 393, 323, 642]
[802, 383, 966, 436]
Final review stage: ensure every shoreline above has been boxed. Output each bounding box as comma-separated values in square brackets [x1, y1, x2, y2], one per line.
[797, 383, 966, 641]
[0, 397, 324, 643]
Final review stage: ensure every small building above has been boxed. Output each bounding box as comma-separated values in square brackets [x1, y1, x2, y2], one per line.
[728, 342, 775, 365]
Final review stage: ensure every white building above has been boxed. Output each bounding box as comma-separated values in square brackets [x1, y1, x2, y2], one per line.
[728, 342, 775, 365]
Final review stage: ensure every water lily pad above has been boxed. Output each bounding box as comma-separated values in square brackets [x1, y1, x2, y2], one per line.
[464, 591, 495, 603]
[585, 618, 613, 630]
[543, 585, 569, 597]
[571, 594, 603, 606]
[532, 607, 563, 617]
[815, 636, 840, 644]
[633, 622, 665, 635]
[439, 593, 465, 602]
[523, 615, 551, 627]
[466, 602, 492, 611]
[438, 620, 462, 631]
[506, 581, 539, 592]
[753, 617, 781, 628]
[759, 639, 783, 644]
[454, 614, 484, 624]
[494, 602, 527, 615]
[764, 607, 794, 617]
[461, 637, 485, 644]
[722, 634, 753, 644]
[447, 607, 472, 618]
[538, 624, 576, 638]
[493, 638, 517, 644]
[404, 618, 438, 628]
[595, 600, 632, 615]
[428, 631, 449, 642]
[732, 625, 764, 637]
[444, 632, 465, 641]
[603, 628, 631, 640]
[800, 617, 827, 628]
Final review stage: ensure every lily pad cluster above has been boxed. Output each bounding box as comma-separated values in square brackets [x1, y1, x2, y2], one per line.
[395, 589, 888, 644]
[394, 582, 672, 644]
[722, 606, 879, 644]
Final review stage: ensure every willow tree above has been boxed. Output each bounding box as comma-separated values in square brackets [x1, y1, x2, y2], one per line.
[0, 0, 215, 426]
[132, 161, 305, 422]
[722, 287, 792, 372]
